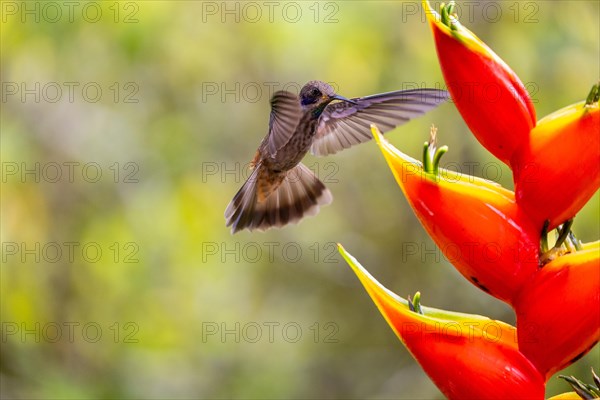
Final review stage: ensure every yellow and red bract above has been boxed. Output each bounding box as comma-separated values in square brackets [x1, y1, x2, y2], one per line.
[339, 244, 545, 399]
[512, 102, 600, 231]
[372, 126, 539, 305]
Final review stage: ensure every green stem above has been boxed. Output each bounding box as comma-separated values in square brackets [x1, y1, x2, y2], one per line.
[564, 236, 578, 254]
[558, 372, 600, 399]
[585, 81, 600, 106]
[440, 2, 448, 25]
[432, 146, 449, 176]
[568, 231, 583, 251]
[413, 291, 423, 315]
[423, 141, 432, 173]
[592, 368, 600, 389]
[440, 1, 458, 30]
[553, 219, 574, 250]
[422, 125, 448, 179]
[447, 2, 457, 31]
[408, 292, 423, 315]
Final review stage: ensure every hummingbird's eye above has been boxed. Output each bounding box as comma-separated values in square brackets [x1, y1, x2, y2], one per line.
[300, 86, 324, 106]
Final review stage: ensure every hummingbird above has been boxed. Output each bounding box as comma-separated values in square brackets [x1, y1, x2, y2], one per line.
[225, 81, 449, 233]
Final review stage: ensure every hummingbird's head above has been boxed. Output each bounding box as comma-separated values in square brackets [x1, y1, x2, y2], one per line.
[300, 81, 357, 110]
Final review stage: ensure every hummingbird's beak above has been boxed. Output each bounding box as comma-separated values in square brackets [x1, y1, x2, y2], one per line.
[332, 94, 358, 105]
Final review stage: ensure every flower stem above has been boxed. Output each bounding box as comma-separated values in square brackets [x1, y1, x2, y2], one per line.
[423, 141, 432, 174]
[553, 219, 574, 250]
[433, 146, 449, 176]
[540, 219, 582, 266]
[567, 231, 583, 251]
[440, 1, 458, 30]
[585, 81, 600, 106]
[408, 291, 423, 315]
[558, 369, 600, 398]
[422, 125, 448, 179]
[592, 368, 600, 388]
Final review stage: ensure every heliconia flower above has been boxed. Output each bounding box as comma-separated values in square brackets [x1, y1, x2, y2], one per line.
[338, 244, 545, 399]
[423, 0, 536, 165]
[515, 241, 600, 381]
[512, 89, 600, 231]
[371, 125, 539, 304]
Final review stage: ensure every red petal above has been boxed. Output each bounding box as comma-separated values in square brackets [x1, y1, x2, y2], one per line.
[339, 245, 545, 399]
[513, 103, 600, 231]
[515, 244, 600, 380]
[425, 0, 536, 164]
[373, 128, 539, 304]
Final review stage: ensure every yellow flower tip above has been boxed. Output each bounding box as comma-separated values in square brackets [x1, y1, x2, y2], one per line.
[423, 0, 501, 62]
[536, 101, 588, 126]
[581, 240, 600, 252]
[421, 0, 439, 24]
[547, 392, 585, 400]
[338, 244, 377, 287]
[370, 123, 399, 166]
[370, 123, 384, 144]
[422, 0, 463, 35]
[338, 245, 411, 318]
[421, 0, 432, 15]
[339, 246, 520, 350]
[337, 243, 368, 284]
[370, 123, 414, 164]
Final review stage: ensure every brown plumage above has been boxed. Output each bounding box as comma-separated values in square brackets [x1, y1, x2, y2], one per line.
[225, 81, 449, 233]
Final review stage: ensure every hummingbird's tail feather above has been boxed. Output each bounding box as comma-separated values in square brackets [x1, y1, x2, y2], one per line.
[225, 163, 332, 234]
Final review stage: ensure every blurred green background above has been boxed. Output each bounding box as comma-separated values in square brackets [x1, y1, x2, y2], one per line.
[1, 1, 598, 398]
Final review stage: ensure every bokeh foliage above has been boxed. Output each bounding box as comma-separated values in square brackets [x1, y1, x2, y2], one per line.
[1, 1, 598, 398]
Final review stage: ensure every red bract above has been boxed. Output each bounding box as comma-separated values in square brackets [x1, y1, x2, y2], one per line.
[515, 242, 600, 380]
[372, 125, 539, 304]
[423, 0, 536, 165]
[339, 245, 545, 399]
[513, 101, 600, 231]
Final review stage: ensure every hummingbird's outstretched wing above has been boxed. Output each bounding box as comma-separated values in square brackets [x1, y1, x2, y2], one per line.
[266, 91, 303, 157]
[311, 89, 449, 156]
